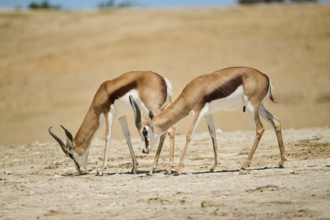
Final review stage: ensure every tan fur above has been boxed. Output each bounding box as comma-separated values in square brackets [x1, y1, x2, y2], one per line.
[73, 71, 168, 156]
[150, 67, 285, 173]
[51, 71, 173, 175]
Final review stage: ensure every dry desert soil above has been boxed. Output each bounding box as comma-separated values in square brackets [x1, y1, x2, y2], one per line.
[1, 128, 330, 219]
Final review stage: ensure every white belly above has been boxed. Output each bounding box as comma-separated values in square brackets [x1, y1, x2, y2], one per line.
[205, 86, 246, 115]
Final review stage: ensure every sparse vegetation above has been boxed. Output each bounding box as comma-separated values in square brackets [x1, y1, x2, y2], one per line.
[239, 0, 317, 4]
[28, 0, 61, 10]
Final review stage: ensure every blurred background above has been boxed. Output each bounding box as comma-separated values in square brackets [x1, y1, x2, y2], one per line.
[1, 0, 330, 10]
[0, 0, 329, 145]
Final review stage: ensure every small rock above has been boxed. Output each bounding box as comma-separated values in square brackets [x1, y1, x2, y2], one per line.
[223, 192, 231, 196]
[239, 170, 250, 175]
[53, 160, 62, 165]
[4, 170, 12, 175]
[45, 165, 57, 169]
[201, 200, 218, 208]
[59, 170, 74, 176]
[53, 174, 63, 179]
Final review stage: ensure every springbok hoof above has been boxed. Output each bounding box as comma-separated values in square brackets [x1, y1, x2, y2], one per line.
[96, 169, 104, 176]
[239, 169, 249, 175]
[165, 166, 174, 175]
[241, 161, 250, 170]
[148, 169, 155, 175]
[210, 164, 217, 172]
[175, 168, 182, 175]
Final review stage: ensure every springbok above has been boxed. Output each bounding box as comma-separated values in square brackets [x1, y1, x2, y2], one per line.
[48, 71, 174, 175]
[130, 67, 286, 174]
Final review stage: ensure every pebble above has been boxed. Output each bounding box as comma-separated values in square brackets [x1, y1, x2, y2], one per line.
[53, 160, 62, 165]
[4, 170, 12, 175]
[53, 174, 63, 179]
[239, 170, 250, 175]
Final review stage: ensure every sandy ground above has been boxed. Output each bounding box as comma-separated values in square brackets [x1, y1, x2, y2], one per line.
[1, 128, 330, 219]
[0, 4, 330, 220]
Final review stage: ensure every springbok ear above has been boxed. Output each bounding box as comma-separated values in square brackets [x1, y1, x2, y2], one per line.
[148, 111, 154, 120]
[61, 125, 74, 147]
[129, 95, 142, 130]
[61, 125, 73, 141]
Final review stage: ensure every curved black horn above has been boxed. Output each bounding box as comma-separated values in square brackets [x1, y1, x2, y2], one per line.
[61, 125, 73, 141]
[48, 126, 69, 155]
[129, 95, 142, 130]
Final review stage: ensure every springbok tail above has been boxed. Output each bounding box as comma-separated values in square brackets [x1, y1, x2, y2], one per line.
[164, 77, 173, 106]
[268, 81, 277, 103]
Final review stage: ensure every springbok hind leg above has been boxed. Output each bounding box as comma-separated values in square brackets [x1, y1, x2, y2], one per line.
[259, 104, 286, 168]
[119, 116, 138, 174]
[150, 133, 166, 175]
[205, 114, 219, 172]
[241, 103, 265, 170]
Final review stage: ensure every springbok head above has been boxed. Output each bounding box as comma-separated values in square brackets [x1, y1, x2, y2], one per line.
[129, 95, 157, 154]
[48, 126, 88, 175]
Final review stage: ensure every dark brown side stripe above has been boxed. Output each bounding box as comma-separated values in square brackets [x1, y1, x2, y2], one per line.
[109, 81, 138, 104]
[203, 76, 242, 104]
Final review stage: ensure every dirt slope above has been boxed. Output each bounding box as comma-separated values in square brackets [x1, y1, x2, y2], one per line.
[0, 4, 329, 145]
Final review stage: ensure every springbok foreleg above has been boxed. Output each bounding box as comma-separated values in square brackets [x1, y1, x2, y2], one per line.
[150, 126, 175, 175]
[119, 116, 138, 174]
[259, 104, 286, 168]
[241, 103, 265, 170]
[205, 114, 219, 172]
[150, 133, 166, 174]
[97, 112, 114, 176]
[176, 111, 203, 174]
